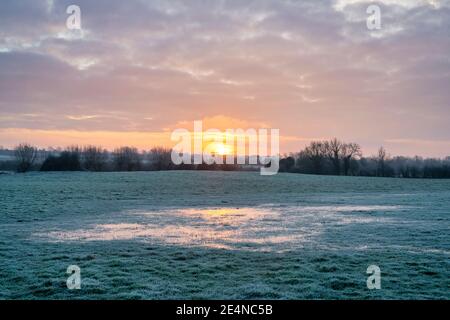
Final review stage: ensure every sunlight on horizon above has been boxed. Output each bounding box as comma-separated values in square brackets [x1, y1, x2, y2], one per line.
[208, 142, 234, 156]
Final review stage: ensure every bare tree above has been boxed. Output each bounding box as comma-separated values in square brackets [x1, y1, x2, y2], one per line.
[14, 143, 37, 173]
[148, 147, 172, 171]
[66, 145, 82, 155]
[303, 141, 327, 174]
[113, 146, 141, 171]
[324, 138, 343, 175]
[341, 143, 362, 175]
[377, 146, 387, 177]
[83, 146, 108, 171]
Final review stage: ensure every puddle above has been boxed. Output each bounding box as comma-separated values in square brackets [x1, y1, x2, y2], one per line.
[35, 205, 401, 251]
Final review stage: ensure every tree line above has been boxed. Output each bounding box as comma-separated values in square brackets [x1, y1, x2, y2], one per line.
[279, 139, 450, 179]
[2, 140, 450, 179]
[3, 144, 172, 173]
[3, 144, 239, 173]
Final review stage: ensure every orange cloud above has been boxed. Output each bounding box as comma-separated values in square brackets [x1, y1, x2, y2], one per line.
[0, 128, 171, 151]
[167, 115, 271, 131]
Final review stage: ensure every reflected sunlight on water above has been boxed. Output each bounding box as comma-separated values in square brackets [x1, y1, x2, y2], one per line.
[36, 205, 402, 252]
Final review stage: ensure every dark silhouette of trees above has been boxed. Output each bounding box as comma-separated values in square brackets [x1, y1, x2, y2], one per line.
[377, 146, 387, 177]
[3, 141, 450, 179]
[83, 146, 108, 171]
[293, 140, 362, 176]
[303, 141, 327, 174]
[293, 144, 450, 178]
[40, 148, 82, 171]
[324, 138, 342, 175]
[341, 143, 362, 176]
[148, 147, 173, 171]
[14, 143, 37, 173]
[279, 156, 296, 172]
[113, 147, 141, 171]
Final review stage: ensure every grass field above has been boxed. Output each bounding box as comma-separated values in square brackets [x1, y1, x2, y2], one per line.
[0, 171, 449, 299]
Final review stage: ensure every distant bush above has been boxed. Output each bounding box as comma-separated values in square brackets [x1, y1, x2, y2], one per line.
[40, 151, 82, 171]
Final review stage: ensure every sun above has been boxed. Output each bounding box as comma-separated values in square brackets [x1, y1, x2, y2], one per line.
[210, 142, 233, 155]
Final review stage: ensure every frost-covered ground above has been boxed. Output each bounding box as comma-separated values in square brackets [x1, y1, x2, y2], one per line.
[0, 171, 449, 299]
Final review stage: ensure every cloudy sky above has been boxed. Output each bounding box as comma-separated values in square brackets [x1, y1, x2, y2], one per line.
[0, 0, 449, 156]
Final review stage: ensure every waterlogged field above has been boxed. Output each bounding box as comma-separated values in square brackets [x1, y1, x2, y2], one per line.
[0, 171, 449, 299]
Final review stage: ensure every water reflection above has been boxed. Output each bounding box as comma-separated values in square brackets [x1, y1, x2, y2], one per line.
[37, 205, 401, 251]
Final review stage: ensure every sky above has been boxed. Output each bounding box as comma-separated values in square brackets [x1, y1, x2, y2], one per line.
[0, 0, 449, 157]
